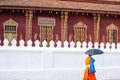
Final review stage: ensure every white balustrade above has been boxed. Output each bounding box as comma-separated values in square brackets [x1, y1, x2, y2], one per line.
[1, 39, 120, 50]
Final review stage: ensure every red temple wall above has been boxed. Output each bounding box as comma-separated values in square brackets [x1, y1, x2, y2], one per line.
[32, 13, 40, 41]
[0, 10, 120, 43]
[0, 10, 26, 42]
[68, 13, 94, 42]
[100, 15, 120, 42]
[32, 11, 61, 41]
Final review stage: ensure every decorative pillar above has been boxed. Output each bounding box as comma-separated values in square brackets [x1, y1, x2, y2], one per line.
[61, 11, 64, 41]
[61, 11, 68, 42]
[64, 12, 68, 41]
[97, 14, 100, 42]
[25, 10, 33, 41]
[93, 14, 100, 42]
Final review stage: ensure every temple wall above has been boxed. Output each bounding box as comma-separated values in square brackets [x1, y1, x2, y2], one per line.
[0, 10, 120, 43]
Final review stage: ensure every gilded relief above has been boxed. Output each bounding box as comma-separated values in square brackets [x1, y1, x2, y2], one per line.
[74, 21, 87, 42]
[3, 18, 18, 45]
[106, 23, 118, 43]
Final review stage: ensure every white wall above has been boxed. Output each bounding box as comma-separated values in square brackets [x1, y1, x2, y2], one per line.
[0, 39, 120, 80]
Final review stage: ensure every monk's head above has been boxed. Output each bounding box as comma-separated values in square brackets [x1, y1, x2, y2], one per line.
[88, 54, 92, 57]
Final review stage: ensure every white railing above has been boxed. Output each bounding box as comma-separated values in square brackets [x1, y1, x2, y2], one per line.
[0, 39, 120, 80]
[1, 39, 120, 49]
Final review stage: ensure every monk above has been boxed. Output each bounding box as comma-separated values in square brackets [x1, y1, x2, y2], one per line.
[83, 54, 96, 80]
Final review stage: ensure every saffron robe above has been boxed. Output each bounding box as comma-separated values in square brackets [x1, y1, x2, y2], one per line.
[83, 56, 96, 80]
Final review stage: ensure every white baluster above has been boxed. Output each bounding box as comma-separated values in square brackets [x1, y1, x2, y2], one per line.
[117, 43, 120, 50]
[19, 39, 25, 47]
[3, 39, 9, 46]
[56, 40, 62, 48]
[88, 41, 92, 49]
[106, 42, 110, 49]
[94, 42, 99, 49]
[82, 41, 87, 49]
[27, 40, 32, 47]
[76, 41, 81, 48]
[42, 40, 47, 48]
[11, 39, 17, 47]
[49, 40, 55, 48]
[70, 41, 75, 48]
[100, 42, 105, 49]
[34, 40, 40, 47]
[111, 42, 115, 49]
[64, 41, 68, 48]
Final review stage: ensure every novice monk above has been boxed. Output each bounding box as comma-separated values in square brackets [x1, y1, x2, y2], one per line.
[83, 54, 96, 80]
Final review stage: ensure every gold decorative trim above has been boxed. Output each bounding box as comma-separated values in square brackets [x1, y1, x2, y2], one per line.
[74, 21, 87, 28]
[25, 10, 33, 41]
[107, 23, 118, 30]
[3, 18, 18, 27]
[93, 14, 100, 42]
[61, 11, 68, 41]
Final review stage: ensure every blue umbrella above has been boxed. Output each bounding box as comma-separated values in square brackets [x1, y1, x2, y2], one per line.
[85, 49, 104, 55]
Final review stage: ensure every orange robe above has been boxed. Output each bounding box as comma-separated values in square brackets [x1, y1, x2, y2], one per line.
[83, 56, 96, 80]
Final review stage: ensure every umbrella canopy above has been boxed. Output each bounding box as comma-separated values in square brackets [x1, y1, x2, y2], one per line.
[85, 49, 104, 55]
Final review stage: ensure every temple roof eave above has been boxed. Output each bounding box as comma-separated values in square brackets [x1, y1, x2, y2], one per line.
[0, 6, 120, 15]
[0, 0, 120, 14]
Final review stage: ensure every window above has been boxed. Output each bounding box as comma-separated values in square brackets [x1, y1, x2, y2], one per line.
[3, 18, 18, 45]
[40, 26, 53, 42]
[5, 25, 16, 32]
[107, 23, 118, 44]
[38, 17, 55, 43]
[74, 21, 87, 42]
[108, 29, 117, 44]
